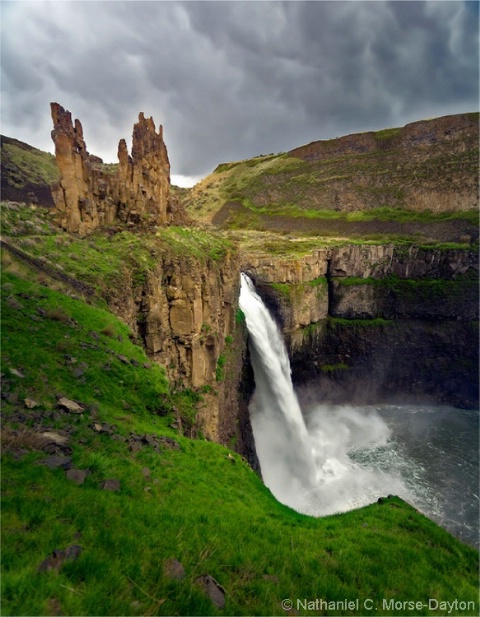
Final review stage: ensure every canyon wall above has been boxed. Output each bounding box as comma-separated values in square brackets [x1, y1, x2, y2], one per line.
[244, 244, 479, 409]
[287, 112, 479, 214]
[50, 103, 187, 235]
[99, 244, 252, 452]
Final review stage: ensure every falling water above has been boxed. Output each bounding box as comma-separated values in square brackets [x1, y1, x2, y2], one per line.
[239, 274, 479, 545]
[240, 274, 419, 514]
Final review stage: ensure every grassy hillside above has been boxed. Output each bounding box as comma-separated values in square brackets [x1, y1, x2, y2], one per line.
[1, 136, 59, 206]
[184, 114, 479, 244]
[1, 119, 479, 615]
[1, 254, 479, 616]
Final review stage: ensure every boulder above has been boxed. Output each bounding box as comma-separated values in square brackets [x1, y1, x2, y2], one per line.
[57, 397, 83, 414]
[195, 575, 225, 609]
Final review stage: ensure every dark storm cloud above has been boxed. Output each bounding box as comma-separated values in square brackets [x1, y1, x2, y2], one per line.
[1, 1, 478, 183]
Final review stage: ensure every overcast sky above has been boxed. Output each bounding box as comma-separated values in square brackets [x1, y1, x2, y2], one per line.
[1, 1, 478, 186]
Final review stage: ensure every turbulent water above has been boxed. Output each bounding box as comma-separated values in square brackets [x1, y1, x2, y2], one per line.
[239, 273, 479, 547]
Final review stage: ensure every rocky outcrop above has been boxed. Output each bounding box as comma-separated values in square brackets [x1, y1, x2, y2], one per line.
[105, 245, 246, 446]
[243, 244, 479, 408]
[287, 112, 479, 214]
[116, 114, 170, 226]
[50, 103, 187, 235]
[292, 319, 479, 410]
[50, 103, 104, 234]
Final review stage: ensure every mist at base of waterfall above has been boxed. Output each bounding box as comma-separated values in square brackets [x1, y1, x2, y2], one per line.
[250, 397, 479, 548]
[239, 273, 478, 547]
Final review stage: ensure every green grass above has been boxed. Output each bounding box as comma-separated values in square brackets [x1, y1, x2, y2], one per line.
[320, 363, 349, 373]
[1, 270, 170, 421]
[372, 127, 402, 141]
[333, 274, 478, 302]
[328, 317, 394, 329]
[269, 278, 328, 301]
[1, 238, 479, 615]
[1, 141, 59, 188]
[229, 203, 478, 225]
[157, 227, 235, 262]
[1, 203, 236, 302]
[185, 114, 478, 235]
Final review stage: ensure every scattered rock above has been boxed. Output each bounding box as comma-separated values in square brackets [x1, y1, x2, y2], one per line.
[91, 423, 113, 435]
[117, 354, 129, 364]
[10, 368, 25, 379]
[40, 455, 72, 470]
[57, 397, 83, 414]
[72, 367, 85, 378]
[11, 449, 29, 460]
[38, 544, 82, 572]
[141, 467, 151, 478]
[262, 575, 279, 584]
[41, 431, 69, 447]
[101, 479, 121, 492]
[377, 497, 386, 505]
[128, 441, 142, 453]
[24, 398, 39, 409]
[66, 469, 90, 485]
[163, 558, 185, 580]
[195, 575, 225, 609]
[143, 362, 152, 369]
[158, 436, 180, 450]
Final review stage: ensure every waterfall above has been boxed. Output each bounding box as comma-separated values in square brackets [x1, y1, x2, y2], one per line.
[239, 273, 408, 515]
[239, 273, 317, 505]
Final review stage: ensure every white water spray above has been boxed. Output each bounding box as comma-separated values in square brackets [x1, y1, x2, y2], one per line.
[239, 273, 407, 515]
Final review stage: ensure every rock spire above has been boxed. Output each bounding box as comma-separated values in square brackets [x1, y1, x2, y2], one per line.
[50, 103, 185, 235]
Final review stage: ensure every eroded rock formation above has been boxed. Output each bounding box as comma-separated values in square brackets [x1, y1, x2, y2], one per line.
[102, 245, 249, 448]
[50, 103, 186, 235]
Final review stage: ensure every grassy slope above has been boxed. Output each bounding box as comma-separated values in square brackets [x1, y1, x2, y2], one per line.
[1, 261, 479, 616]
[1, 202, 234, 300]
[184, 115, 479, 244]
[1, 136, 59, 206]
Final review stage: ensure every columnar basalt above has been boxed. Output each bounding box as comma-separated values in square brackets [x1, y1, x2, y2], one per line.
[104, 245, 246, 446]
[242, 244, 479, 408]
[50, 103, 185, 234]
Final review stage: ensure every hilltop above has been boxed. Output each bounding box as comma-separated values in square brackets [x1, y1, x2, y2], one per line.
[1, 135, 58, 207]
[184, 113, 478, 244]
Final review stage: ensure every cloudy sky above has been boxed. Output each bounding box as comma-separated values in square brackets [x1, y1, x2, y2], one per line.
[1, 1, 478, 186]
